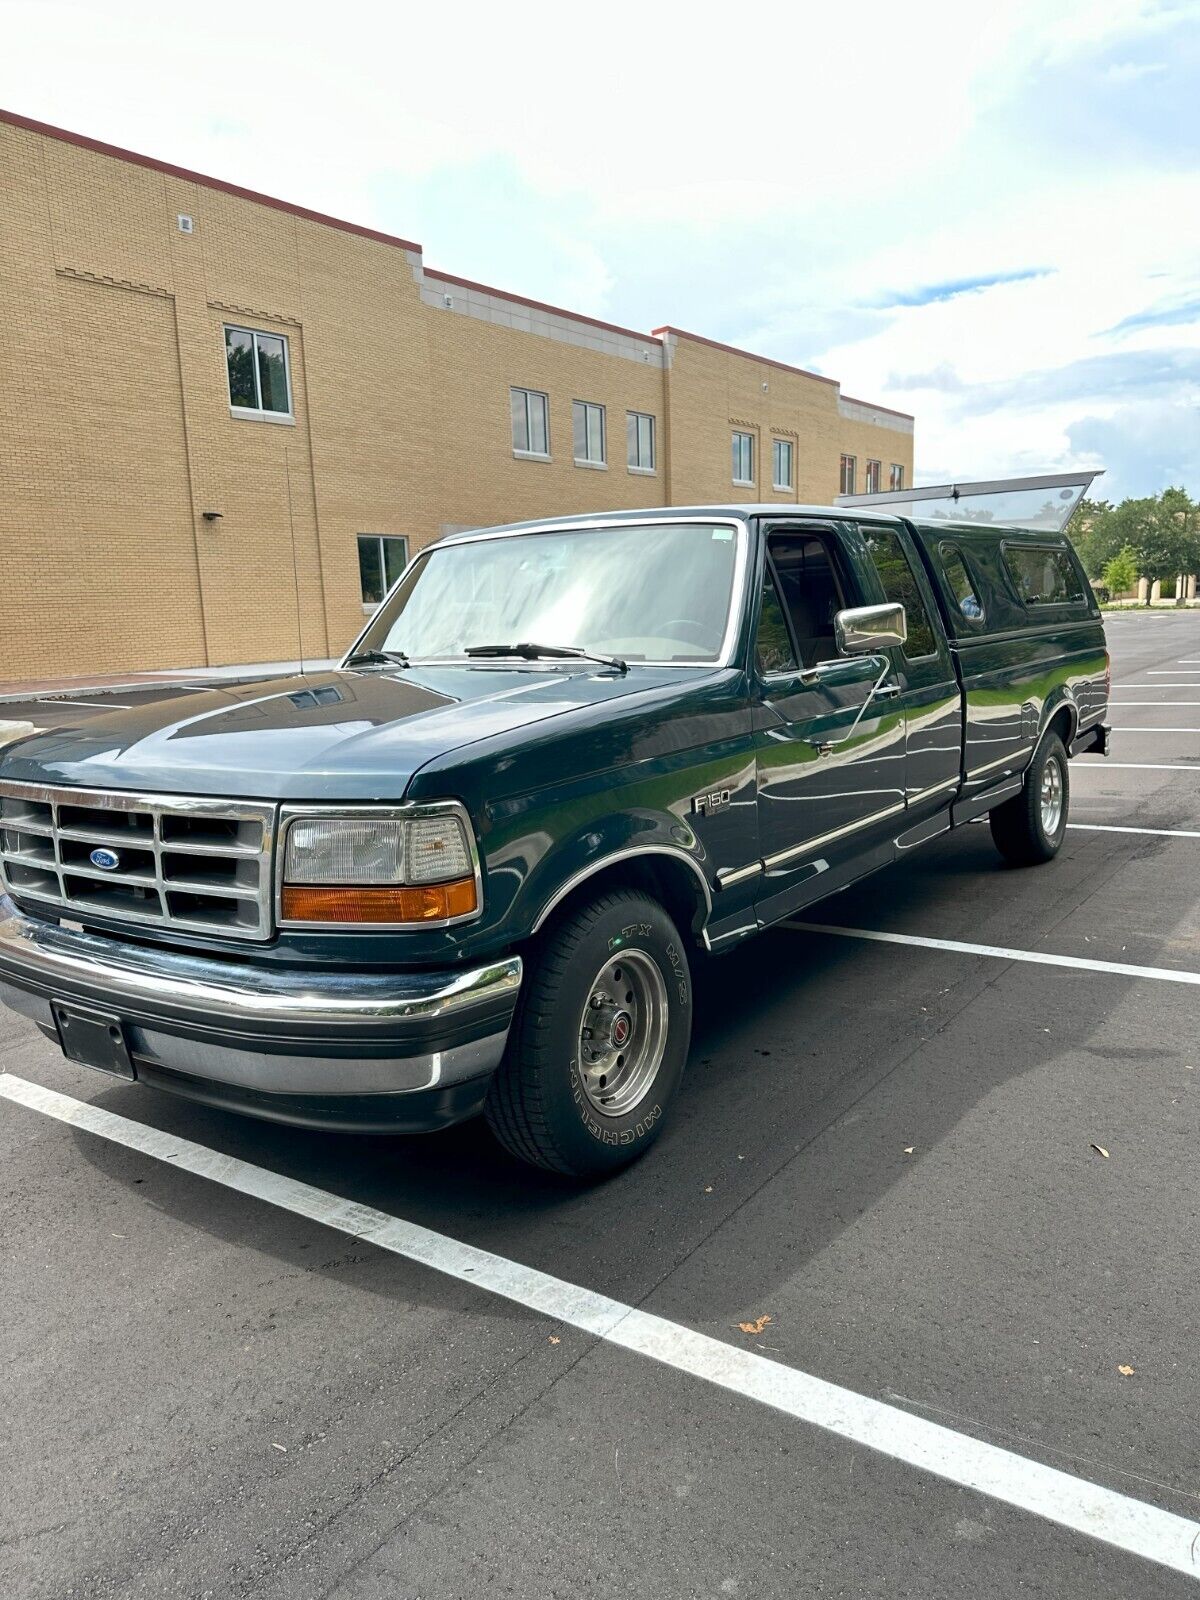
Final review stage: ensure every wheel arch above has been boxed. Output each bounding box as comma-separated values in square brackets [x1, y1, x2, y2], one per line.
[529, 846, 712, 947]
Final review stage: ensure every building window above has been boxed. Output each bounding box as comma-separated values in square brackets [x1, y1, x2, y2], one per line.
[511, 387, 550, 457]
[225, 325, 292, 418]
[627, 411, 656, 472]
[839, 454, 856, 495]
[890, 463, 904, 491]
[573, 400, 606, 466]
[732, 431, 755, 486]
[865, 460, 882, 494]
[772, 438, 794, 491]
[357, 534, 409, 608]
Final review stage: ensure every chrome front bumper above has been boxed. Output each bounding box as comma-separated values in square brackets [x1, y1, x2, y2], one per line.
[0, 896, 522, 1130]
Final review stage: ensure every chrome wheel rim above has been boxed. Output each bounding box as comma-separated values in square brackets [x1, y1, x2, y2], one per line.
[577, 949, 669, 1118]
[1040, 754, 1065, 835]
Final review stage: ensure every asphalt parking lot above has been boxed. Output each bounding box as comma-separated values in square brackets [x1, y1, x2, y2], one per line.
[3, 609, 1200, 1599]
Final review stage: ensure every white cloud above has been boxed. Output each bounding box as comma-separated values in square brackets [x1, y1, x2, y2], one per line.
[2, 0, 1198, 497]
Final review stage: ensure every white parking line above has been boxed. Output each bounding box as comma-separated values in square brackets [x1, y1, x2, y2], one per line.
[1148, 670, 1200, 675]
[1108, 697, 1200, 703]
[785, 922, 1200, 986]
[1074, 761, 1197, 771]
[1068, 823, 1200, 838]
[1109, 728, 1200, 734]
[1, 1072, 1197, 1581]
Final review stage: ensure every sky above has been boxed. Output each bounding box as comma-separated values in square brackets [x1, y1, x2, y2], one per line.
[3, 0, 1198, 501]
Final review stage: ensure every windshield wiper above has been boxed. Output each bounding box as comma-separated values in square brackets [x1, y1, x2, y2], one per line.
[343, 648, 411, 668]
[464, 641, 627, 674]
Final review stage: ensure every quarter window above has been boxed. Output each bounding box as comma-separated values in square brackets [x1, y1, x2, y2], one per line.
[357, 534, 409, 607]
[865, 460, 882, 494]
[860, 526, 937, 658]
[511, 387, 550, 457]
[225, 325, 291, 417]
[627, 411, 656, 471]
[732, 431, 755, 486]
[889, 463, 904, 491]
[939, 543, 985, 622]
[1003, 545, 1085, 606]
[573, 400, 606, 466]
[839, 454, 856, 495]
[772, 439, 794, 490]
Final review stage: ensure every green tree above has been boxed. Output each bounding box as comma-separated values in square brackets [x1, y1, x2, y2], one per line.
[1122, 487, 1200, 604]
[1101, 544, 1138, 598]
[1071, 498, 1123, 578]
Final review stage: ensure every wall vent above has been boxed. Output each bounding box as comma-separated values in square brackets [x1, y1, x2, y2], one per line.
[177, 214, 195, 235]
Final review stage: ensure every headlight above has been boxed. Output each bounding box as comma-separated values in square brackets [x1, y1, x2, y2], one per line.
[280, 808, 479, 925]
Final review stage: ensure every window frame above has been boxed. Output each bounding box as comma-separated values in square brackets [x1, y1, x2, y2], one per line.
[511, 386, 551, 460]
[626, 410, 656, 474]
[1000, 540, 1088, 609]
[732, 430, 755, 487]
[357, 533, 411, 612]
[772, 437, 794, 492]
[839, 454, 857, 495]
[224, 323, 294, 423]
[572, 399, 607, 469]
[937, 541, 987, 628]
[757, 525, 853, 680]
[889, 463, 905, 491]
[858, 523, 939, 661]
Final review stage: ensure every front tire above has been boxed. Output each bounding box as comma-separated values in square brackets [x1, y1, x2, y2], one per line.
[989, 730, 1069, 865]
[485, 889, 692, 1177]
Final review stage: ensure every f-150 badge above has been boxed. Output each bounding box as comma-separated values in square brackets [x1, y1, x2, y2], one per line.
[693, 788, 731, 816]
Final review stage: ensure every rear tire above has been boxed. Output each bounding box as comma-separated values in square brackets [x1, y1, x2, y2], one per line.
[485, 889, 691, 1178]
[989, 730, 1069, 866]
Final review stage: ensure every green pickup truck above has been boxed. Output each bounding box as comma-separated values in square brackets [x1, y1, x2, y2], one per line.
[0, 474, 1109, 1178]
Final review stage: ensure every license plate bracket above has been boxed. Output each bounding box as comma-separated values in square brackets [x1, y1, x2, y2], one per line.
[52, 1001, 136, 1080]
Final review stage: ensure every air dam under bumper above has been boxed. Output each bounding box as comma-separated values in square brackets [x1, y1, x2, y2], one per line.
[0, 896, 522, 1132]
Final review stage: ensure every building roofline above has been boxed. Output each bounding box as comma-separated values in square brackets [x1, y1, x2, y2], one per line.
[651, 325, 839, 388]
[0, 107, 424, 255]
[1, 108, 911, 424]
[423, 268, 662, 346]
[839, 393, 915, 422]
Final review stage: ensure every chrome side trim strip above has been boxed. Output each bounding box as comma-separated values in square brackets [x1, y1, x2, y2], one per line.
[0, 895, 521, 1029]
[906, 776, 960, 806]
[714, 860, 763, 890]
[762, 800, 907, 872]
[967, 745, 1034, 782]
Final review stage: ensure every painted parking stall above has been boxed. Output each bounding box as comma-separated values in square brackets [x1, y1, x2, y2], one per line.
[4, 610, 1200, 1598]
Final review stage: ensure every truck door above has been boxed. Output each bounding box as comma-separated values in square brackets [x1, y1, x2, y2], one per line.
[752, 523, 906, 919]
[850, 520, 962, 811]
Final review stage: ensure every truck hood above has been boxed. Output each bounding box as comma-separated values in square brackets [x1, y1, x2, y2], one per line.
[0, 665, 692, 800]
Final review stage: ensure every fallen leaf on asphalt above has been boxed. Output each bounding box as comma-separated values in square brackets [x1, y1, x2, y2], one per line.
[1091, 1144, 1110, 1159]
[1118, 1365, 1135, 1376]
[271, 1443, 287, 1452]
[704, 1185, 713, 1193]
[549, 1336, 561, 1345]
[903, 1147, 914, 1155]
[738, 1315, 772, 1335]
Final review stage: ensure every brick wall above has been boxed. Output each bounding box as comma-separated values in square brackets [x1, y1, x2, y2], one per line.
[0, 113, 915, 680]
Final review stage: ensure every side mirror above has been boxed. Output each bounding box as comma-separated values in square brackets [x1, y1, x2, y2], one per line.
[834, 602, 907, 655]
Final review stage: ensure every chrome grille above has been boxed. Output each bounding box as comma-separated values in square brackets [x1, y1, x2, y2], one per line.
[0, 780, 276, 941]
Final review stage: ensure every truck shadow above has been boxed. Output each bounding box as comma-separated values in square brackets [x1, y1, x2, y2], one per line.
[66, 822, 1179, 1327]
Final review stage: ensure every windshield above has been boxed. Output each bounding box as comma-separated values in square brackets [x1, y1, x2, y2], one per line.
[353, 521, 744, 665]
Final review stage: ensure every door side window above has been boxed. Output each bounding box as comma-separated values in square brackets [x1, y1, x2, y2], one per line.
[860, 526, 937, 658]
[755, 568, 799, 675]
[769, 534, 847, 668]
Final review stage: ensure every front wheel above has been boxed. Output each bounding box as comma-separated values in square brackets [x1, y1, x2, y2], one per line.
[485, 889, 692, 1177]
[989, 730, 1069, 866]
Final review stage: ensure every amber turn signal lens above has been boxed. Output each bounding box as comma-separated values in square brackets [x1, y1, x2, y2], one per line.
[281, 877, 478, 923]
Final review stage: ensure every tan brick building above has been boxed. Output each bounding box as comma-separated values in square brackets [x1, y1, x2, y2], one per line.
[0, 110, 914, 681]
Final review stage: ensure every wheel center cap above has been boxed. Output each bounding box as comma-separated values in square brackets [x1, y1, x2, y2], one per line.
[610, 1011, 632, 1049]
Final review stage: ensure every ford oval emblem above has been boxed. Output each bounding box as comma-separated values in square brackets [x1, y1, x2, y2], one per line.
[89, 847, 121, 872]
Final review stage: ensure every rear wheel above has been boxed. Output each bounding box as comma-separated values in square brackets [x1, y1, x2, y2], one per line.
[989, 730, 1069, 865]
[485, 889, 691, 1177]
